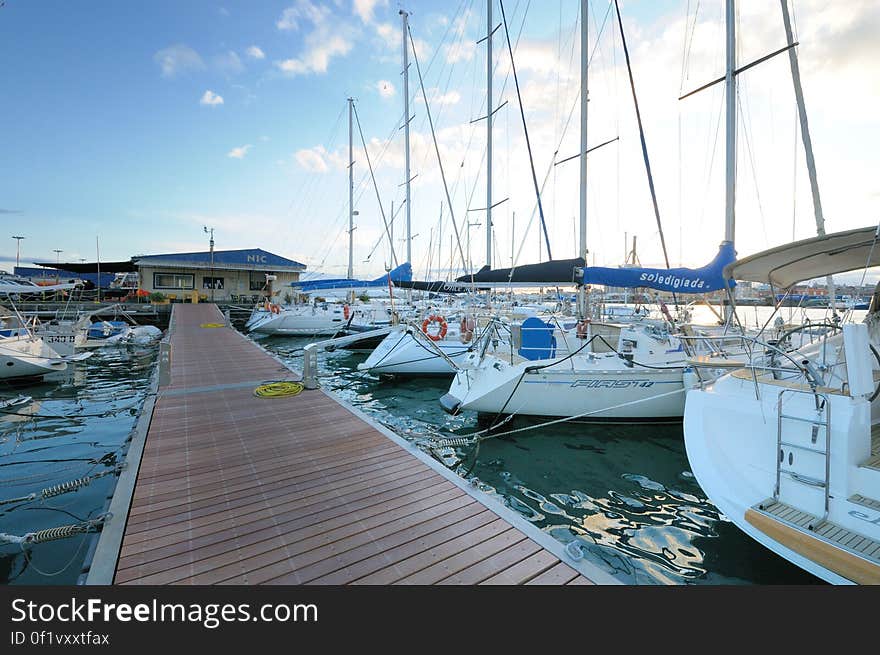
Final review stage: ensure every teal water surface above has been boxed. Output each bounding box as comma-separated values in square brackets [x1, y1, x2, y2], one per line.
[0, 344, 158, 585]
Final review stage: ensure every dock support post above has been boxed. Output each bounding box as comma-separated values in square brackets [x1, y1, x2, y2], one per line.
[158, 341, 172, 387]
[303, 344, 319, 390]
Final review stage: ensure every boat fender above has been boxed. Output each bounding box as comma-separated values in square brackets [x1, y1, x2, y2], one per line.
[459, 315, 475, 343]
[682, 367, 700, 391]
[576, 319, 590, 339]
[343, 304, 350, 320]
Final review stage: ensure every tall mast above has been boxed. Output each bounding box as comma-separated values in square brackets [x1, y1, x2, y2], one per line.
[486, 0, 493, 269]
[400, 10, 412, 266]
[577, 0, 588, 318]
[780, 0, 835, 307]
[348, 97, 354, 281]
[724, 0, 736, 246]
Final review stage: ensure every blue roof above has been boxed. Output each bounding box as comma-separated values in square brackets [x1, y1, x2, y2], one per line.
[133, 248, 306, 271]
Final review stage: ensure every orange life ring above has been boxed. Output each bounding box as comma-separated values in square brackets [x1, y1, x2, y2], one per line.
[421, 314, 448, 341]
[343, 304, 351, 320]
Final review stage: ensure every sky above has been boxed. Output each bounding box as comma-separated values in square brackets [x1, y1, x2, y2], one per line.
[1, 0, 878, 283]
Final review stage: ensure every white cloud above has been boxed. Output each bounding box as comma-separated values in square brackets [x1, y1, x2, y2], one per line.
[443, 40, 475, 64]
[429, 89, 460, 105]
[200, 90, 224, 106]
[277, 35, 353, 76]
[376, 79, 395, 98]
[295, 146, 330, 172]
[277, 0, 329, 31]
[275, 1, 355, 76]
[354, 0, 387, 24]
[227, 145, 252, 159]
[246, 45, 265, 60]
[153, 44, 204, 77]
[214, 50, 244, 75]
[374, 22, 395, 48]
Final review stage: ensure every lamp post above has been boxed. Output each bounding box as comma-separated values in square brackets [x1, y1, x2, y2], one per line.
[204, 226, 215, 302]
[12, 236, 24, 271]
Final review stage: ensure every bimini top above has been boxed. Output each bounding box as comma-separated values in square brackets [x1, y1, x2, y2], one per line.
[724, 225, 880, 289]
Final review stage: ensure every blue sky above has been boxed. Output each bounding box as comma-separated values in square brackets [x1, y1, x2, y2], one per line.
[1, 0, 878, 281]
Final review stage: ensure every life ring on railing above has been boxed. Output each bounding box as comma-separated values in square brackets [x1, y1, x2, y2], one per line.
[343, 304, 351, 320]
[421, 314, 448, 341]
[264, 300, 271, 312]
[576, 319, 591, 339]
[459, 315, 476, 343]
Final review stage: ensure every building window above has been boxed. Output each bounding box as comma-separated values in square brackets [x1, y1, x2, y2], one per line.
[249, 271, 271, 291]
[203, 276, 224, 290]
[153, 273, 194, 289]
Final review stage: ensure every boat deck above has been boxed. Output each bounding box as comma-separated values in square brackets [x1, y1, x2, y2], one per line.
[754, 500, 880, 568]
[95, 304, 609, 585]
[866, 423, 880, 469]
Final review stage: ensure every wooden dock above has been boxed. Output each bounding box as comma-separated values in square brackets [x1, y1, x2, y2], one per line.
[89, 304, 616, 585]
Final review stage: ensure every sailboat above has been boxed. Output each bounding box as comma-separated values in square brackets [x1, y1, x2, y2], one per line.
[684, 227, 880, 584]
[683, 0, 880, 584]
[440, 0, 738, 421]
[0, 279, 84, 380]
[357, 6, 514, 376]
[246, 98, 403, 338]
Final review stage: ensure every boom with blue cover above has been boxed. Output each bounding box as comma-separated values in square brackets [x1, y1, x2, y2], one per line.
[293, 263, 412, 291]
[581, 242, 736, 293]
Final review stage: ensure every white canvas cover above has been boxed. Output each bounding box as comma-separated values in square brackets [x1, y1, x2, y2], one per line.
[724, 225, 880, 289]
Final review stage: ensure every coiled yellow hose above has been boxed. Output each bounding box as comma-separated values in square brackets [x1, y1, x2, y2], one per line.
[253, 381, 304, 399]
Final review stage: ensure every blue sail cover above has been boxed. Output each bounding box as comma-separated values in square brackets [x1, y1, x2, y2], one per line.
[293, 263, 412, 291]
[581, 242, 736, 293]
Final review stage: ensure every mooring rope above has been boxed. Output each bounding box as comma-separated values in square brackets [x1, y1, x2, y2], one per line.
[0, 462, 123, 507]
[0, 513, 110, 547]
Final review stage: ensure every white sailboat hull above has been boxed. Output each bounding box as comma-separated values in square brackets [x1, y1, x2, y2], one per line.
[357, 326, 475, 376]
[246, 306, 348, 336]
[684, 367, 880, 584]
[0, 336, 67, 379]
[444, 352, 687, 420]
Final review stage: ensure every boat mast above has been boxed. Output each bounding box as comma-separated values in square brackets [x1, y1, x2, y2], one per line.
[577, 0, 588, 319]
[348, 97, 354, 282]
[486, 0, 493, 270]
[724, 0, 736, 247]
[400, 10, 412, 267]
[779, 0, 835, 310]
[723, 0, 736, 320]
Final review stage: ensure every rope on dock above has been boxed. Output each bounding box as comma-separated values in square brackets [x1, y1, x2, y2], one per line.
[0, 513, 110, 547]
[253, 381, 304, 399]
[0, 464, 123, 507]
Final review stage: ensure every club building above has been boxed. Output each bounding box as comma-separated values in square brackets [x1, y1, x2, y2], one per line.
[133, 249, 306, 302]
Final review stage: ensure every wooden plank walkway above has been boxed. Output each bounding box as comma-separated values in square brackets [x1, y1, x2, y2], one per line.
[108, 304, 611, 585]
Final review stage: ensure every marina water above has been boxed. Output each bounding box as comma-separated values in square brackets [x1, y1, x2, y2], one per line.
[0, 344, 159, 585]
[1, 304, 849, 585]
